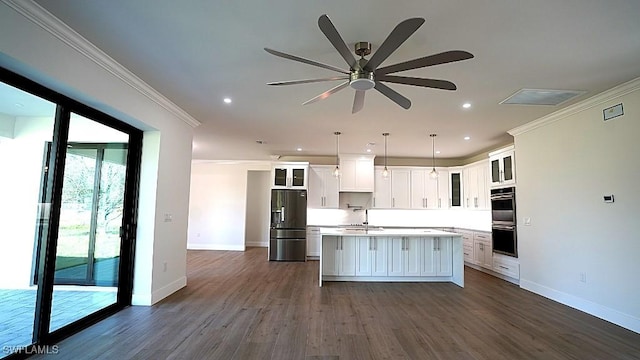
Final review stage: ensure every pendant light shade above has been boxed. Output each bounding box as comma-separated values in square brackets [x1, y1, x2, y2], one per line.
[333, 131, 341, 177]
[429, 133, 438, 179]
[382, 133, 389, 179]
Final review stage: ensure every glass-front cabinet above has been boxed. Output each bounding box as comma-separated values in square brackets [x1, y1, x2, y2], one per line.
[271, 162, 309, 189]
[489, 145, 516, 187]
[449, 168, 463, 208]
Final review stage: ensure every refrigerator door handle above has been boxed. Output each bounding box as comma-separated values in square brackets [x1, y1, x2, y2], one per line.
[281, 206, 285, 222]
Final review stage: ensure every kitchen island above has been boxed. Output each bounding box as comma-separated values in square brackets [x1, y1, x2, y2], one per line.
[319, 228, 464, 287]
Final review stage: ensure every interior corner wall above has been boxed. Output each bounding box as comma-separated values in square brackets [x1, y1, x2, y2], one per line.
[1, 4, 194, 306]
[514, 82, 640, 333]
[245, 170, 270, 247]
[188, 162, 270, 251]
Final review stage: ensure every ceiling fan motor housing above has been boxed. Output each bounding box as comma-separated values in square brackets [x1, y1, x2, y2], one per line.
[350, 70, 375, 90]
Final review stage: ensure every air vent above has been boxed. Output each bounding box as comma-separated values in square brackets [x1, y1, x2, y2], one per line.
[500, 89, 586, 106]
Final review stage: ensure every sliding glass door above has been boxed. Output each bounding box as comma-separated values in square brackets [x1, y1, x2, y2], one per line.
[0, 67, 141, 358]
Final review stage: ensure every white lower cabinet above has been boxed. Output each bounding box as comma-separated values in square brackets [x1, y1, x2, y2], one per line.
[388, 237, 421, 277]
[356, 237, 388, 276]
[322, 236, 356, 276]
[473, 231, 493, 269]
[421, 237, 453, 276]
[306, 227, 321, 257]
[493, 253, 520, 279]
[457, 229, 474, 263]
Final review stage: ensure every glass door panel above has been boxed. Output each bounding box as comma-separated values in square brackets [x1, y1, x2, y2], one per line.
[0, 81, 56, 358]
[50, 114, 129, 332]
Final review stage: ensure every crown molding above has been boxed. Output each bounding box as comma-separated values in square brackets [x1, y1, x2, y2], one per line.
[508, 77, 640, 136]
[2, 0, 201, 128]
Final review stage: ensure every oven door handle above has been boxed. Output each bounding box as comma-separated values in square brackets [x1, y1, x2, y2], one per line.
[492, 224, 515, 231]
[490, 194, 514, 201]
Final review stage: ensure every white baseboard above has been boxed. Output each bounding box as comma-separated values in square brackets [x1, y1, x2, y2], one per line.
[187, 243, 245, 251]
[246, 241, 268, 247]
[132, 276, 186, 306]
[520, 279, 640, 334]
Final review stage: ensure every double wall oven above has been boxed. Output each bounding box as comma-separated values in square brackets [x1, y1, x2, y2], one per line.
[491, 187, 517, 257]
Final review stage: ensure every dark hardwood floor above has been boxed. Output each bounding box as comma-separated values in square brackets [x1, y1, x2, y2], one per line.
[33, 247, 640, 359]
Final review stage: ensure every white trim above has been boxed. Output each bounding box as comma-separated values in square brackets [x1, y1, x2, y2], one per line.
[245, 241, 268, 248]
[186, 243, 245, 251]
[520, 279, 640, 334]
[509, 77, 640, 136]
[1, 0, 200, 128]
[132, 276, 187, 306]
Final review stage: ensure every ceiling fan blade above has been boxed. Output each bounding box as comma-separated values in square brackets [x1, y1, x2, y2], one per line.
[364, 18, 425, 72]
[264, 48, 349, 74]
[268, 76, 349, 86]
[318, 15, 357, 69]
[302, 81, 350, 105]
[352, 90, 365, 113]
[376, 50, 474, 75]
[377, 75, 457, 90]
[374, 81, 411, 109]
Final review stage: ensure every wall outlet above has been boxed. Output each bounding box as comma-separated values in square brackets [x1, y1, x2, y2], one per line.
[579, 272, 587, 283]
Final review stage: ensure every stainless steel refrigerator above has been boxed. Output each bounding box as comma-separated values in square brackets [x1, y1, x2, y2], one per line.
[269, 189, 307, 261]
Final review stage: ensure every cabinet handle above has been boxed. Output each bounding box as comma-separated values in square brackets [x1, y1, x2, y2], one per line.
[375, 238, 378, 251]
[373, 197, 376, 207]
[336, 238, 339, 251]
[369, 238, 372, 251]
[466, 198, 469, 207]
[438, 198, 441, 208]
[393, 198, 395, 207]
[474, 197, 478, 208]
[425, 198, 428, 208]
[499, 265, 509, 270]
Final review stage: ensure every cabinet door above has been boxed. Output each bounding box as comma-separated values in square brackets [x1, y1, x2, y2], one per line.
[437, 237, 453, 276]
[307, 167, 323, 208]
[490, 157, 501, 186]
[404, 237, 421, 276]
[292, 168, 305, 187]
[437, 169, 449, 209]
[340, 158, 357, 191]
[410, 170, 426, 209]
[476, 164, 489, 209]
[306, 227, 321, 257]
[421, 238, 437, 276]
[273, 167, 288, 187]
[322, 236, 339, 276]
[371, 237, 388, 277]
[449, 171, 463, 207]
[426, 174, 439, 209]
[340, 236, 357, 276]
[323, 170, 340, 208]
[356, 237, 372, 276]
[387, 237, 404, 276]
[391, 169, 411, 208]
[373, 168, 392, 208]
[502, 151, 515, 184]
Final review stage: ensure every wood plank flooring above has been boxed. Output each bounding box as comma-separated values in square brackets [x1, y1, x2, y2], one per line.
[33, 247, 640, 359]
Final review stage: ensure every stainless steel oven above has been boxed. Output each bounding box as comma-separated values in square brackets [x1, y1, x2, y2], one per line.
[491, 187, 517, 257]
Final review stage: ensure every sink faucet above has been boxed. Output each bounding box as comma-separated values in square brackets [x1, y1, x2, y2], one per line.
[363, 209, 369, 231]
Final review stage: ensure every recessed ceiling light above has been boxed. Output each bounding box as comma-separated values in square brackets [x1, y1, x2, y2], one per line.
[14, 103, 24, 108]
[464, 136, 471, 140]
[436, 150, 441, 154]
[366, 148, 372, 153]
[255, 140, 264, 144]
[462, 102, 471, 109]
[223, 97, 232, 104]
[296, 147, 302, 152]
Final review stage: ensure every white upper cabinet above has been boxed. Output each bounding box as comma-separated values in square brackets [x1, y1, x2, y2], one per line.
[373, 167, 392, 208]
[410, 169, 439, 209]
[462, 160, 489, 210]
[339, 154, 375, 192]
[271, 162, 308, 189]
[390, 169, 411, 209]
[308, 165, 339, 208]
[436, 169, 450, 209]
[489, 145, 516, 187]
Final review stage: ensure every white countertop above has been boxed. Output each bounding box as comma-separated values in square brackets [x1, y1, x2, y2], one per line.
[319, 227, 461, 237]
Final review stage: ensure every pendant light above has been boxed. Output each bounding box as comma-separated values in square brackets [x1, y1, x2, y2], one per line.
[333, 131, 341, 177]
[429, 133, 438, 179]
[382, 132, 390, 179]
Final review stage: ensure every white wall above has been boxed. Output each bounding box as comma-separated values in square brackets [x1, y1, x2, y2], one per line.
[0, 2, 197, 305]
[511, 78, 640, 333]
[188, 161, 271, 250]
[245, 170, 270, 247]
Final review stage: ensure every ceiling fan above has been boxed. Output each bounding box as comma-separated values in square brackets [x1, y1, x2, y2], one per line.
[265, 14, 474, 114]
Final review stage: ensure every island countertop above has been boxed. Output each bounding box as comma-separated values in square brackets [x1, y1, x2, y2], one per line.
[319, 227, 461, 237]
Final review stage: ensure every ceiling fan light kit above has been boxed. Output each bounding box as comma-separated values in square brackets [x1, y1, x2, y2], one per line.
[265, 14, 473, 113]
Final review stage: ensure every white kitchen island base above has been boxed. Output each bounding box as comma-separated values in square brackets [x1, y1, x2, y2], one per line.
[319, 228, 464, 288]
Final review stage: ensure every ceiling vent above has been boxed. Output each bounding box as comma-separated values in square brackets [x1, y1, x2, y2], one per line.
[500, 88, 586, 106]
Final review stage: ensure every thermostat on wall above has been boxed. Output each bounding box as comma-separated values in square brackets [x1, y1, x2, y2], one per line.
[603, 195, 614, 203]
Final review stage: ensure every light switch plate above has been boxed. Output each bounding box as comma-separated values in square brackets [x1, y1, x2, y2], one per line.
[523, 217, 531, 226]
